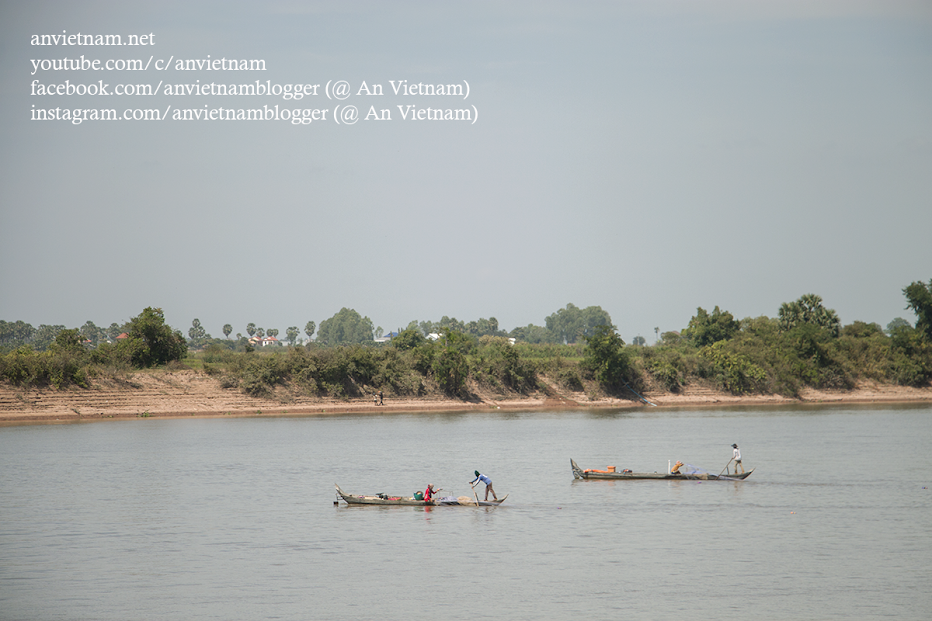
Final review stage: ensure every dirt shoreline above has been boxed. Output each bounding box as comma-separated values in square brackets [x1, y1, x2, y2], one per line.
[1, 372, 930, 425]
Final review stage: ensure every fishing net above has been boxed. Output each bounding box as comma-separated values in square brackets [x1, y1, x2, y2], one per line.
[676, 463, 712, 479]
[676, 463, 705, 475]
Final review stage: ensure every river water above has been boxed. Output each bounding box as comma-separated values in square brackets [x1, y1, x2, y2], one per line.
[1, 404, 930, 620]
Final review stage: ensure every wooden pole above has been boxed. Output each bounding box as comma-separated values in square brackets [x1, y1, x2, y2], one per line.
[719, 458, 734, 476]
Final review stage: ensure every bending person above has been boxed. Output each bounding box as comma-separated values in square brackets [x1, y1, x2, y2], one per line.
[469, 470, 498, 501]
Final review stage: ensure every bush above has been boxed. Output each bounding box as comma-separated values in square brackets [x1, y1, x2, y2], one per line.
[582, 326, 635, 390]
[0, 344, 89, 388]
[472, 336, 537, 394]
[887, 326, 932, 386]
[699, 341, 767, 395]
[120, 307, 187, 368]
[545, 358, 584, 391]
[433, 347, 468, 396]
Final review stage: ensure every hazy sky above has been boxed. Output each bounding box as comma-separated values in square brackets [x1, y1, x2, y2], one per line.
[2, 1, 930, 342]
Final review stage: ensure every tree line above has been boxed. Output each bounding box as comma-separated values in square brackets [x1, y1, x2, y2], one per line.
[181, 303, 615, 350]
[2, 280, 931, 395]
[0, 302, 614, 352]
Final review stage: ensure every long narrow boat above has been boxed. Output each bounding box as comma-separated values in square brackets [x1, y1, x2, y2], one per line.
[335, 484, 507, 506]
[571, 459, 753, 481]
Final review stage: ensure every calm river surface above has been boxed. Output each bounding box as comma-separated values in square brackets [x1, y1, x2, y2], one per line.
[2, 404, 930, 620]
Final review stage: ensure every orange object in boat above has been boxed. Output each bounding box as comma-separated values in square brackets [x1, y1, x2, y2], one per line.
[584, 466, 617, 474]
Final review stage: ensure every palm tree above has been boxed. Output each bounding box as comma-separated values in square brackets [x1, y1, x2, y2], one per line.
[778, 294, 840, 336]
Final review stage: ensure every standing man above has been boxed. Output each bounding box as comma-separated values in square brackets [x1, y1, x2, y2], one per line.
[378, 390, 384, 406]
[732, 444, 744, 474]
[469, 470, 498, 501]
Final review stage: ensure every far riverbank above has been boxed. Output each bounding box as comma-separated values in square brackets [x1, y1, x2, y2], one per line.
[2, 371, 930, 425]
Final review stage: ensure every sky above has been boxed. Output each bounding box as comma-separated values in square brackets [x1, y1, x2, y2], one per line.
[2, 0, 930, 342]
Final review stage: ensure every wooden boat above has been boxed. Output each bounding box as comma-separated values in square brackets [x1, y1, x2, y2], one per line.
[571, 459, 753, 481]
[335, 484, 507, 506]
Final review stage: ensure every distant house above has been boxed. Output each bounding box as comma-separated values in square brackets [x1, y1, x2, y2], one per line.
[116, 333, 129, 340]
[375, 331, 399, 344]
[261, 336, 281, 347]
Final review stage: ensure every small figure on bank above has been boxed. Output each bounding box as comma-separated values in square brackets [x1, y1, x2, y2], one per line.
[732, 444, 744, 474]
[423, 483, 437, 503]
[378, 390, 384, 406]
[469, 470, 498, 501]
[671, 461, 684, 474]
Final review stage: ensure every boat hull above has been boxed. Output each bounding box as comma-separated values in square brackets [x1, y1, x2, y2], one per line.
[335, 484, 507, 506]
[571, 459, 753, 481]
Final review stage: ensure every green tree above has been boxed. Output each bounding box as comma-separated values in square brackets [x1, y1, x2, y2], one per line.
[223, 324, 233, 339]
[683, 306, 740, 347]
[840, 321, 883, 339]
[391, 328, 426, 351]
[256, 327, 265, 338]
[886, 317, 911, 335]
[119, 307, 187, 367]
[475, 335, 536, 392]
[317, 308, 375, 345]
[546, 303, 613, 344]
[286, 326, 299, 346]
[32, 324, 66, 351]
[0, 320, 36, 348]
[246, 323, 256, 338]
[437, 316, 466, 332]
[465, 317, 502, 337]
[79, 320, 104, 346]
[432, 328, 470, 395]
[52, 328, 85, 351]
[304, 321, 316, 341]
[904, 279, 932, 340]
[267, 328, 279, 339]
[699, 341, 767, 395]
[107, 322, 123, 342]
[778, 294, 840, 337]
[582, 325, 632, 388]
[631, 335, 646, 346]
[887, 321, 932, 386]
[188, 318, 207, 348]
[509, 324, 556, 344]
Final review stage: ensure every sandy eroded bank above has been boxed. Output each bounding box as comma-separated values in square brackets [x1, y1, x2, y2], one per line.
[1, 371, 930, 424]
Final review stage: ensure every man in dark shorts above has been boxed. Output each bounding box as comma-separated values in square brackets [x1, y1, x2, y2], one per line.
[732, 444, 744, 474]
